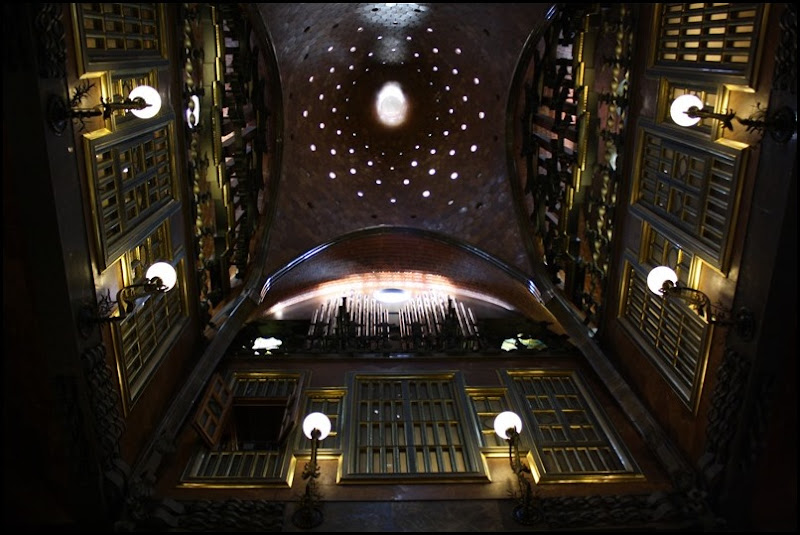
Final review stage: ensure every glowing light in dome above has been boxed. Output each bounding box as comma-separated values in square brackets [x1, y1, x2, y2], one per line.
[375, 81, 408, 127]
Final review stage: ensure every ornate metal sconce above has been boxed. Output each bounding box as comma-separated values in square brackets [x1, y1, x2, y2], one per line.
[292, 412, 332, 529]
[48, 83, 162, 135]
[670, 93, 796, 143]
[78, 261, 177, 337]
[647, 265, 755, 340]
[493, 411, 540, 525]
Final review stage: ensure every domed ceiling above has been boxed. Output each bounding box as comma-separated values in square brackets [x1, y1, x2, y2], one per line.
[252, 3, 554, 316]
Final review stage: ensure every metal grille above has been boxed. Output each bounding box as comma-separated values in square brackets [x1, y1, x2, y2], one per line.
[655, 3, 764, 76]
[77, 3, 161, 60]
[621, 264, 707, 406]
[509, 372, 640, 479]
[636, 128, 740, 267]
[349, 376, 481, 478]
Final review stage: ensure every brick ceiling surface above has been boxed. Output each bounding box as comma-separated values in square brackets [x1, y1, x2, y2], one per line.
[252, 3, 553, 316]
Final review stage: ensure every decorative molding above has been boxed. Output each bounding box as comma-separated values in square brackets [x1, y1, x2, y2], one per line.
[140, 431, 177, 485]
[81, 343, 126, 468]
[110, 438, 183, 531]
[79, 342, 132, 522]
[516, 4, 634, 328]
[741, 372, 775, 474]
[773, 4, 797, 94]
[537, 490, 718, 530]
[52, 373, 96, 496]
[581, 4, 633, 327]
[34, 3, 66, 79]
[219, 4, 259, 279]
[176, 499, 285, 531]
[698, 348, 750, 490]
[123, 473, 156, 525]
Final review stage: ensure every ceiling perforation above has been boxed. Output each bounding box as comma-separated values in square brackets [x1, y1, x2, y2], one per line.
[258, 3, 550, 277]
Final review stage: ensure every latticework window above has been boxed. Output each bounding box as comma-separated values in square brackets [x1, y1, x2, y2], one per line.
[467, 388, 511, 448]
[345, 374, 486, 481]
[115, 259, 185, 411]
[181, 373, 306, 487]
[299, 390, 345, 451]
[88, 122, 178, 266]
[75, 3, 163, 64]
[619, 261, 710, 410]
[124, 221, 171, 282]
[506, 371, 642, 483]
[632, 124, 745, 270]
[644, 227, 694, 278]
[182, 449, 286, 485]
[652, 3, 766, 85]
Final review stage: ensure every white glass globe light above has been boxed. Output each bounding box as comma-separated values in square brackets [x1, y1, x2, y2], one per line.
[647, 265, 678, 296]
[493, 411, 523, 440]
[146, 262, 177, 291]
[670, 94, 703, 127]
[303, 412, 332, 440]
[129, 85, 162, 119]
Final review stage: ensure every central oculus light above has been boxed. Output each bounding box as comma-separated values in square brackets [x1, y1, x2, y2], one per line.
[375, 82, 408, 127]
[374, 287, 411, 304]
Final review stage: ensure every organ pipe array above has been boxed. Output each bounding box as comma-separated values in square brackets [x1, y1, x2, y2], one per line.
[306, 291, 481, 352]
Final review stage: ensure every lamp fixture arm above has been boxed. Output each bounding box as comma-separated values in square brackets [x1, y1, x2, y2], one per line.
[116, 277, 167, 317]
[660, 280, 712, 320]
[48, 84, 160, 135]
[299, 430, 321, 506]
[302, 428, 322, 481]
[505, 428, 538, 525]
[506, 428, 530, 476]
[686, 104, 797, 142]
[49, 96, 152, 122]
[100, 96, 151, 119]
[292, 427, 325, 529]
[659, 280, 755, 339]
[685, 105, 737, 131]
